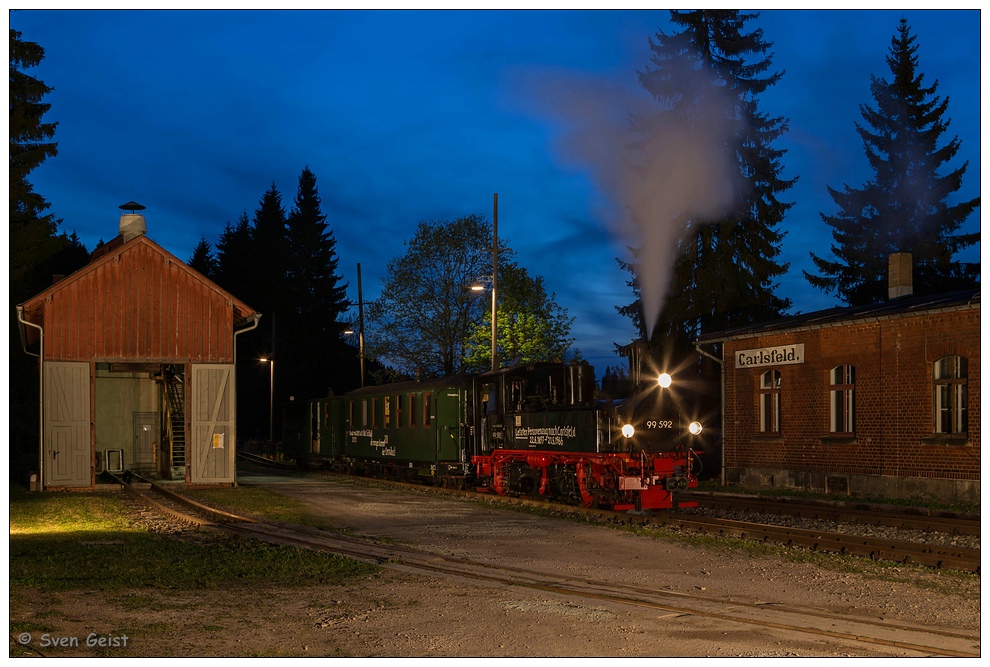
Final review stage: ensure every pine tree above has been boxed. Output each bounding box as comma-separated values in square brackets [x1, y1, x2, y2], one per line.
[806, 19, 980, 305]
[283, 167, 352, 397]
[619, 10, 793, 372]
[214, 212, 252, 296]
[286, 167, 349, 338]
[188, 236, 218, 279]
[10, 26, 69, 482]
[10, 27, 62, 296]
[249, 183, 290, 323]
[215, 211, 268, 440]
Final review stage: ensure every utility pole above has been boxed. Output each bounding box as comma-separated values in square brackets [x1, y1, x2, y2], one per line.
[357, 262, 365, 388]
[492, 193, 498, 372]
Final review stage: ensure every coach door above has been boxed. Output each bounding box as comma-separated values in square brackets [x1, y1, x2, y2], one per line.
[189, 364, 235, 484]
[44, 361, 92, 488]
[436, 389, 464, 463]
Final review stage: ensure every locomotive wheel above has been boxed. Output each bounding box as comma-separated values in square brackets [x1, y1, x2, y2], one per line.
[550, 466, 583, 506]
[575, 464, 599, 509]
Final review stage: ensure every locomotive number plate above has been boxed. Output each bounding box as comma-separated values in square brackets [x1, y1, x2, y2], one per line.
[645, 420, 674, 429]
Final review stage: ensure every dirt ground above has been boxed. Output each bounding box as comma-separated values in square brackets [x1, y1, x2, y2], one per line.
[10, 472, 981, 658]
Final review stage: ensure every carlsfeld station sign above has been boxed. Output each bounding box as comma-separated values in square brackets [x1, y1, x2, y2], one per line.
[735, 343, 805, 369]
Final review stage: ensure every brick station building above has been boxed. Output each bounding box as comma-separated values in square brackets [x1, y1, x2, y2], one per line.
[695, 256, 979, 504]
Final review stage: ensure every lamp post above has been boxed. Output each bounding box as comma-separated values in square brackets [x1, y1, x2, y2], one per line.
[471, 278, 497, 371]
[259, 356, 274, 446]
[469, 194, 499, 372]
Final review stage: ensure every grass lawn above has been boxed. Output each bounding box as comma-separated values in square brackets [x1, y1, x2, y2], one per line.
[9, 485, 378, 592]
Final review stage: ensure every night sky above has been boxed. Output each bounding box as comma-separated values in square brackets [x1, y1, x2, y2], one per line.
[9, 8, 982, 373]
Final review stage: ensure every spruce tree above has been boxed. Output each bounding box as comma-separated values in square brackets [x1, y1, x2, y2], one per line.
[283, 167, 352, 397]
[806, 19, 980, 305]
[10, 26, 67, 482]
[619, 10, 793, 372]
[214, 212, 252, 296]
[10, 27, 61, 296]
[250, 183, 290, 323]
[286, 167, 349, 338]
[215, 210, 267, 440]
[188, 236, 218, 279]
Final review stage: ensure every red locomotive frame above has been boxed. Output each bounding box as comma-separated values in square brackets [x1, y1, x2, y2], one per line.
[472, 447, 698, 511]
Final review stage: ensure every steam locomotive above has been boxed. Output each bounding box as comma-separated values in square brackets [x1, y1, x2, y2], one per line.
[281, 361, 705, 511]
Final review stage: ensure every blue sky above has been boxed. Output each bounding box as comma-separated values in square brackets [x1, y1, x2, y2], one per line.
[9, 8, 982, 373]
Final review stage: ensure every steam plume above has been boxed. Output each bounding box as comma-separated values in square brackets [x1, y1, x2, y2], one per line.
[517, 68, 740, 339]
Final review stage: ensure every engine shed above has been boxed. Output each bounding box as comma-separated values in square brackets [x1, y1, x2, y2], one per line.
[16, 204, 261, 490]
[696, 254, 980, 504]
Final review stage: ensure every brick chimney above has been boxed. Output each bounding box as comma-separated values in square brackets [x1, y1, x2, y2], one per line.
[888, 252, 913, 300]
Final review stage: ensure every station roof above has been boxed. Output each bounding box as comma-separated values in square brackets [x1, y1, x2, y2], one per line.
[696, 289, 980, 344]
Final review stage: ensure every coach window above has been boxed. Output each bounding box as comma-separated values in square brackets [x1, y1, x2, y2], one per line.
[423, 393, 432, 428]
[371, 397, 379, 428]
[384, 396, 391, 428]
[395, 395, 402, 428]
[361, 399, 368, 428]
[829, 365, 855, 433]
[934, 356, 968, 434]
[759, 369, 781, 433]
[408, 394, 417, 427]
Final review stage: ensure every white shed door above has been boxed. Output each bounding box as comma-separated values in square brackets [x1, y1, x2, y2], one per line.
[189, 364, 235, 484]
[44, 362, 91, 487]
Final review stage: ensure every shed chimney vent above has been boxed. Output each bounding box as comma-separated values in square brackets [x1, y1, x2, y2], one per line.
[888, 252, 913, 300]
[118, 201, 147, 242]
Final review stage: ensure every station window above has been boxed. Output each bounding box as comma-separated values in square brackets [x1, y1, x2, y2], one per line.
[934, 356, 968, 434]
[829, 365, 855, 433]
[759, 369, 781, 433]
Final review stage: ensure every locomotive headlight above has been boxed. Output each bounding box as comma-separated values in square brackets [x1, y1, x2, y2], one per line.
[689, 421, 703, 436]
[621, 423, 635, 438]
[657, 373, 672, 388]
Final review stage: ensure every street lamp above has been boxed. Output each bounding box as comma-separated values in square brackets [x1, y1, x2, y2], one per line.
[470, 194, 500, 372]
[259, 356, 274, 446]
[471, 277, 497, 372]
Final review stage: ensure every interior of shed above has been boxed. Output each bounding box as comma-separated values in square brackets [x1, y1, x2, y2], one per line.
[94, 363, 186, 481]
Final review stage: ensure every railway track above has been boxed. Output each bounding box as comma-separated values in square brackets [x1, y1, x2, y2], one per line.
[235, 455, 981, 574]
[679, 491, 980, 536]
[111, 471, 979, 658]
[465, 490, 981, 574]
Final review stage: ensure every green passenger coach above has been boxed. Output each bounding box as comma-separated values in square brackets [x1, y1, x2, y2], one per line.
[342, 375, 473, 480]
